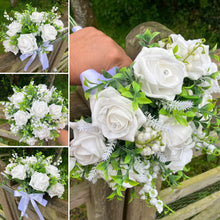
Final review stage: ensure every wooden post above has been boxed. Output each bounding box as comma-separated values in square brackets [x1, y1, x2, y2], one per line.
[87, 179, 125, 220]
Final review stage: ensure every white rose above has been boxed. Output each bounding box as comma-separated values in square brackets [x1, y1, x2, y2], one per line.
[14, 110, 30, 126]
[6, 21, 22, 37]
[47, 183, 64, 198]
[33, 127, 51, 140]
[9, 92, 25, 108]
[17, 34, 38, 54]
[45, 165, 60, 179]
[31, 101, 49, 118]
[3, 40, 19, 55]
[24, 156, 37, 164]
[164, 144, 193, 173]
[133, 47, 187, 101]
[49, 104, 62, 119]
[40, 24, 57, 42]
[14, 12, 23, 21]
[169, 34, 213, 80]
[160, 115, 193, 150]
[90, 87, 146, 141]
[70, 120, 106, 166]
[4, 163, 16, 175]
[29, 172, 50, 191]
[53, 19, 64, 31]
[11, 164, 27, 180]
[30, 12, 44, 23]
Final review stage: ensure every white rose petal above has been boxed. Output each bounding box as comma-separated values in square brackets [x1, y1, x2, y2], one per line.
[8, 92, 25, 108]
[40, 24, 57, 42]
[17, 34, 38, 54]
[70, 120, 106, 166]
[3, 40, 19, 55]
[4, 163, 16, 175]
[29, 172, 49, 192]
[90, 87, 146, 141]
[30, 12, 45, 23]
[47, 183, 64, 198]
[170, 34, 214, 80]
[134, 47, 187, 100]
[6, 21, 22, 37]
[46, 165, 60, 179]
[33, 127, 51, 140]
[49, 104, 62, 119]
[31, 101, 49, 118]
[26, 137, 37, 146]
[14, 110, 30, 126]
[11, 164, 26, 180]
[53, 19, 64, 31]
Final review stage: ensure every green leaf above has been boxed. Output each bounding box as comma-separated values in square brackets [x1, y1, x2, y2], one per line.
[111, 159, 120, 170]
[137, 96, 152, 104]
[113, 73, 124, 79]
[111, 150, 120, 158]
[124, 154, 131, 164]
[151, 31, 160, 40]
[185, 111, 196, 117]
[136, 34, 145, 40]
[175, 115, 188, 127]
[121, 91, 133, 98]
[127, 179, 139, 187]
[159, 108, 168, 115]
[143, 29, 151, 42]
[173, 44, 178, 54]
[111, 175, 123, 185]
[132, 81, 141, 93]
[132, 101, 139, 111]
[102, 70, 113, 79]
[96, 161, 106, 171]
[84, 92, 90, 100]
[107, 192, 116, 200]
[210, 71, 220, 79]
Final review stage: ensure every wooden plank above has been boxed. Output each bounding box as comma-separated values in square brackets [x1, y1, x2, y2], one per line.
[0, 128, 20, 141]
[160, 190, 220, 220]
[87, 179, 125, 220]
[70, 181, 90, 209]
[160, 166, 220, 204]
[191, 197, 220, 220]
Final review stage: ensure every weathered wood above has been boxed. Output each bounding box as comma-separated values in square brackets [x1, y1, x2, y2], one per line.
[191, 197, 220, 220]
[160, 190, 220, 220]
[0, 128, 20, 141]
[70, 181, 90, 209]
[160, 166, 220, 204]
[87, 179, 125, 220]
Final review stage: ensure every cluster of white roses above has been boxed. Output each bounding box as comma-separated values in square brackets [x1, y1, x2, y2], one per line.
[4, 82, 68, 145]
[70, 32, 220, 213]
[2, 5, 64, 56]
[3, 152, 65, 198]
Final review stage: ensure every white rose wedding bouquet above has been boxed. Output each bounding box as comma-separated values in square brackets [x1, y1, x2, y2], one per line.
[3, 81, 68, 146]
[0, 4, 66, 71]
[1, 152, 66, 220]
[70, 29, 220, 213]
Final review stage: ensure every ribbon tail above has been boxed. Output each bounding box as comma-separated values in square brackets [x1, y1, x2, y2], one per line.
[31, 199, 45, 220]
[72, 26, 82, 33]
[38, 52, 49, 71]
[22, 52, 37, 72]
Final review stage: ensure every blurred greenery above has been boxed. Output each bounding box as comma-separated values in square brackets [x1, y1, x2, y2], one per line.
[0, 0, 67, 53]
[0, 147, 69, 201]
[91, 0, 220, 49]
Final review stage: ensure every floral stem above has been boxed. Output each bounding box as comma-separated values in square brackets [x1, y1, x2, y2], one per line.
[69, 15, 78, 27]
[19, 216, 23, 220]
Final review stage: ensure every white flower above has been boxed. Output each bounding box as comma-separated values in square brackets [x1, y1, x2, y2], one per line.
[47, 183, 64, 198]
[14, 12, 23, 21]
[4, 163, 16, 175]
[24, 156, 37, 164]
[53, 19, 64, 31]
[33, 127, 51, 140]
[6, 21, 22, 36]
[169, 34, 214, 80]
[40, 24, 57, 42]
[69, 158, 76, 171]
[14, 110, 30, 126]
[17, 34, 38, 54]
[90, 87, 146, 141]
[46, 165, 60, 179]
[49, 104, 62, 119]
[26, 137, 37, 146]
[8, 92, 25, 108]
[11, 164, 26, 180]
[70, 120, 106, 166]
[3, 40, 19, 55]
[30, 12, 45, 23]
[31, 101, 49, 118]
[160, 115, 193, 150]
[133, 47, 187, 100]
[29, 172, 50, 192]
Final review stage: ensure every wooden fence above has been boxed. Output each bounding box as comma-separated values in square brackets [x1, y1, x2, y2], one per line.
[0, 156, 68, 220]
[0, 11, 68, 73]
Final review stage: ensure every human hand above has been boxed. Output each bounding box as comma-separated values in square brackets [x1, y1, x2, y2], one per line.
[70, 27, 132, 85]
